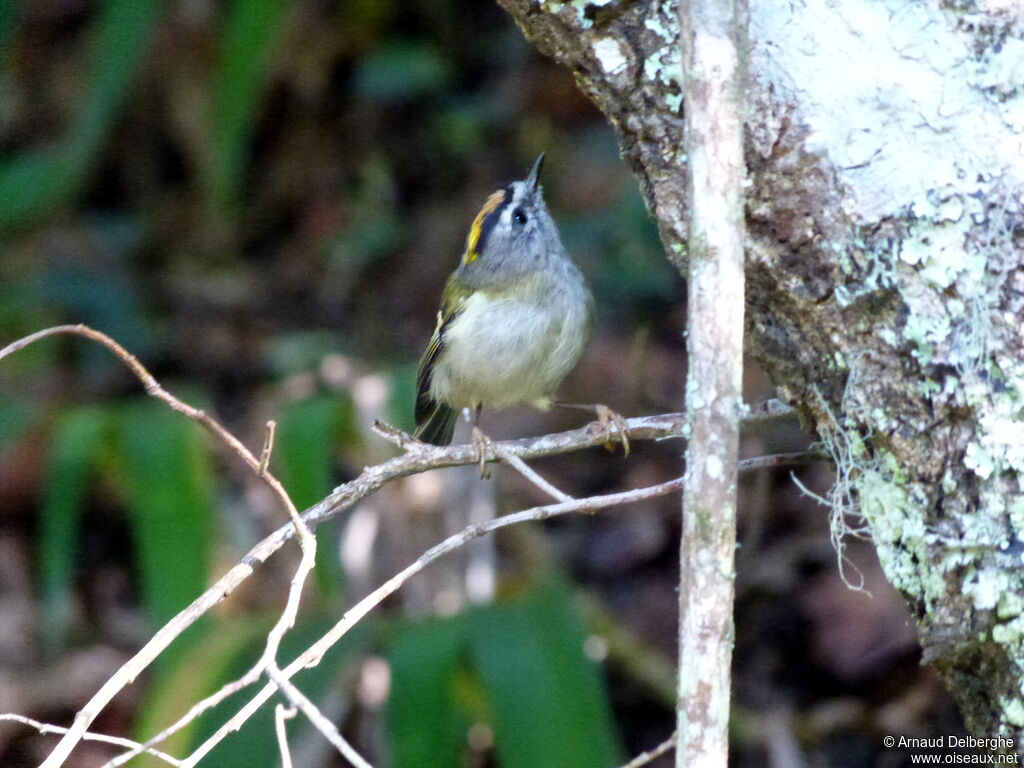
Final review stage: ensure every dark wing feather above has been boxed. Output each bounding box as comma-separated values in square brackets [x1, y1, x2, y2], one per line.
[414, 301, 464, 445]
[413, 402, 457, 445]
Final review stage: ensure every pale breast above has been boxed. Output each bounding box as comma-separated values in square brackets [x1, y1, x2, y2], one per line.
[431, 277, 590, 410]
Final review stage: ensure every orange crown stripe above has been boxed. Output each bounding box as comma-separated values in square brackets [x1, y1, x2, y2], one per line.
[463, 188, 509, 263]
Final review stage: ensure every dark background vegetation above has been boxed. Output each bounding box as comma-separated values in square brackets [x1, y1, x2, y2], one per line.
[0, 1, 965, 766]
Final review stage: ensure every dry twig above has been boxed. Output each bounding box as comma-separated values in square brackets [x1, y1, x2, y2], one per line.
[491, 441, 574, 502]
[0, 714, 183, 767]
[266, 666, 373, 768]
[274, 705, 297, 768]
[184, 476, 688, 764]
[0, 326, 321, 768]
[620, 731, 678, 768]
[0, 325, 800, 767]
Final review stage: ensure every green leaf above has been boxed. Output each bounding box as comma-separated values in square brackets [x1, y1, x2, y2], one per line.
[116, 400, 214, 657]
[208, 0, 292, 208]
[0, 0, 163, 230]
[38, 406, 108, 654]
[388, 616, 470, 768]
[469, 579, 620, 768]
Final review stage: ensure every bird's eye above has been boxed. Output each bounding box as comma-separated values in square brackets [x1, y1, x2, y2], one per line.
[512, 207, 528, 225]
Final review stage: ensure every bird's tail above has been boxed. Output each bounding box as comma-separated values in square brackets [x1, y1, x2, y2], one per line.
[413, 401, 457, 445]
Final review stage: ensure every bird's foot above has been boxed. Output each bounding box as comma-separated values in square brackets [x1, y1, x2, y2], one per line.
[593, 404, 630, 457]
[471, 426, 493, 479]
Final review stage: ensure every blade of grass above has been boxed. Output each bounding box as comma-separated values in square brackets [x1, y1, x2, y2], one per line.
[116, 399, 215, 665]
[38, 406, 108, 655]
[207, 0, 292, 209]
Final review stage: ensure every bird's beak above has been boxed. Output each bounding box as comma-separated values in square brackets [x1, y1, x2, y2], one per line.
[525, 152, 545, 190]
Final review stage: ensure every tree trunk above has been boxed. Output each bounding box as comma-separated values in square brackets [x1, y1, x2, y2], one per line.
[498, 0, 1024, 746]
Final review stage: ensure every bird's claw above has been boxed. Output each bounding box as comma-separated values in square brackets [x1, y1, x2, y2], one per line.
[595, 405, 630, 457]
[472, 426, 492, 479]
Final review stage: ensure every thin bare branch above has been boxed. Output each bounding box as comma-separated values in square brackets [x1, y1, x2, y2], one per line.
[0, 325, 796, 767]
[744, 398, 795, 422]
[266, 666, 374, 768]
[0, 325, 315, 768]
[103, 451, 318, 768]
[274, 705, 297, 768]
[0, 714, 184, 767]
[107, 453, 792, 766]
[1, 325, 259, 474]
[102, 673, 255, 768]
[739, 451, 825, 473]
[491, 442, 574, 502]
[620, 731, 678, 768]
[185, 476, 686, 764]
[259, 420, 277, 476]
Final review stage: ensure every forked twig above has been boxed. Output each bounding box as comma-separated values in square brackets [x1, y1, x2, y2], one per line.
[0, 325, 805, 767]
[1, 325, 320, 768]
[491, 442, 574, 502]
[266, 666, 373, 768]
[184, 476, 686, 764]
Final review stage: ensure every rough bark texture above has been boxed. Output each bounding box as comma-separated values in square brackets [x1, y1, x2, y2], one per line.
[498, 0, 1024, 746]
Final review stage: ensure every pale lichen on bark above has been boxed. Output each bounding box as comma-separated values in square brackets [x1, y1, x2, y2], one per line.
[500, 0, 1024, 747]
[745, 0, 1024, 739]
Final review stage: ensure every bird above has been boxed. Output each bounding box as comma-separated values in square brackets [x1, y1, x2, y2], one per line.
[412, 154, 599, 466]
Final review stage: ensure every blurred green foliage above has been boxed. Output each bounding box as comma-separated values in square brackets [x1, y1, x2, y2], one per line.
[33, 396, 217, 674]
[468, 579, 621, 767]
[388, 612, 471, 766]
[390, 577, 620, 768]
[353, 39, 453, 102]
[0, 0, 162, 229]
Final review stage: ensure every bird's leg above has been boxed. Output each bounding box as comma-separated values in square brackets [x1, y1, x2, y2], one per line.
[552, 401, 631, 456]
[470, 403, 492, 479]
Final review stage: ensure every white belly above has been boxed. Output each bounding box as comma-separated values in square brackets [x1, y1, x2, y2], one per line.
[431, 289, 589, 410]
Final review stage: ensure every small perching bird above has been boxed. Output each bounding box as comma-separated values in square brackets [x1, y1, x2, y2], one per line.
[413, 154, 597, 454]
